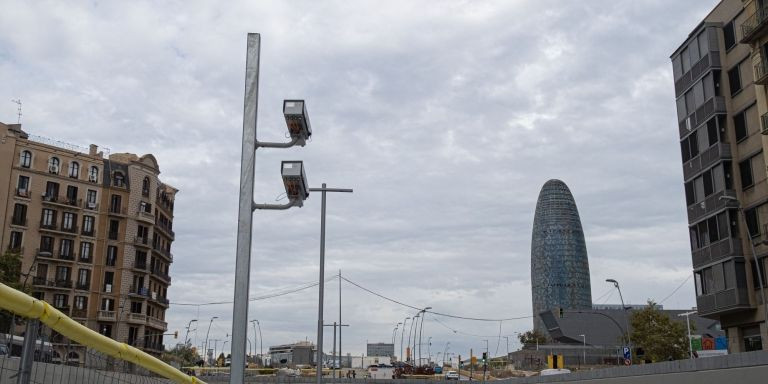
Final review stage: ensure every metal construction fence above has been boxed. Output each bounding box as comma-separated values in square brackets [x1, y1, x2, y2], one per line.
[0, 282, 204, 384]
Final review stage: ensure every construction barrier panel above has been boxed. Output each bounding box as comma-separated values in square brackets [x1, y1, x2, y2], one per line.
[0, 282, 205, 384]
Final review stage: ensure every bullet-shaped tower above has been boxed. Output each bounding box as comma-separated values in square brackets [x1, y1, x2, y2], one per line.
[531, 179, 592, 332]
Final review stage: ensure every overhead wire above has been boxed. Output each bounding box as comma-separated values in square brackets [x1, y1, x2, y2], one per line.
[658, 274, 692, 304]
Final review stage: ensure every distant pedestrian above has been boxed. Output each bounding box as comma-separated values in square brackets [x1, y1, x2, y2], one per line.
[352, 370, 356, 378]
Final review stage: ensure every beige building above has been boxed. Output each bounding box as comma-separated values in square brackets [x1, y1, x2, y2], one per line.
[0, 122, 177, 362]
[671, 0, 768, 353]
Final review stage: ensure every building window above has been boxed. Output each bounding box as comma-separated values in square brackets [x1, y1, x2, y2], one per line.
[99, 324, 112, 337]
[108, 220, 119, 240]
[734, 110, 748, 142]
[74, 296, 87, 310]
[53, 294, 68, 309]
[68, 161, 79, 178]
[130, 301, 143, 314]
[104, 271, 114, 292]
[106, 246, 117, 266]
[12, 203, 27, 226]
[40, 236, 54, 253]
[62, 212, 76, 231]
[80, 242, 93, 262]
[110, 195, 122, 213]
[101, 298, 114, 311]
[739, 156, 755, 190]
[84, 190, 96, 210]
[9, 231, 23, 251]
[113, 172, 125, 187]
[16, 175, 30, 197]
[55, 266, 70, 282]
[77, 269, 90, 289]
[142, 177, 150, 196]
[724, 21, 736, 50]
[20, 150, 32, 168]
[41, 208, 56, 228]
[139, 201, 152, 214]
[728, 65, 742, 97]
[65, 185, 78, 205]
[82, 216, 94, 236]
[743, 326, 763, 352]
[60, 239, 73, 258]
[48, 157, 60, 174]
[89, 166, 99, 183]
[745, 207, 760, 238]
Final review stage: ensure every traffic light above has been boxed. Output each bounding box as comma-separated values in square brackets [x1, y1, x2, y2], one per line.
[481, 352, 487, 364]
[174, 331, 179, 339]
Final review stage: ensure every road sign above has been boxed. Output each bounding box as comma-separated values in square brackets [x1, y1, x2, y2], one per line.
[622, 347, 631, 360]
[471, 356, 477, 365]
[624, 359, 631, 366]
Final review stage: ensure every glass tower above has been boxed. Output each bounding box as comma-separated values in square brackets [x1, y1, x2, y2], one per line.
[531, 179, 592, 332]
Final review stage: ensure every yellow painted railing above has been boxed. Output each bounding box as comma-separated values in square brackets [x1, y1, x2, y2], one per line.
[0, 282, 205, 384]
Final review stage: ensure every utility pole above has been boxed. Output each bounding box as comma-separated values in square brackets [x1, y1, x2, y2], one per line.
[339, 269, 342, 369]
[324, 322, 349, 378]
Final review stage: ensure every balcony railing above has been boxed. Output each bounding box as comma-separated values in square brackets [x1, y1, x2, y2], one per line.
[76, 281, 90, 290]
[98, 310, 116, 321]
[151, 268, 171, 283]
[109, 206, 127, 216]
[36, 248, 56, 259]
[692, 237, 743, 268]
[10, 216, 27, 227]
[157, 297, 170, 306]
[687, 189, 738, 224]
[137, 210, 155, 222]
[54, 279, 72, 289]
[134, 261, 147, 270]
[130, 286, 150, 298]
[127, 313, 147, 324]
[152, 247, 173, 262]
[146, 317, 168, 330]
[15, 188, 31, 198]
[64, 198, 82, 208]
[756, 57, 768, 86]
[79, 255, 92, 263]
[41, 194, 58, 203]
[84, 201, 99, 211]
[134, 236, 149, 246]
[741, 4, 768, 44]
[674, 52, 720, 97]
[762, 112, 768, 136]
[71, 308, 88, 318]
[61, 224, 78, 234]
[59, 252, 75, 261]
[32, 277, 47, 286]
[697, 286, 752, 316]
[683, 143, 732, 181]
[81, 228, 95, 237]
[678, 96, 727, 138]
[40, 221, 58, 230]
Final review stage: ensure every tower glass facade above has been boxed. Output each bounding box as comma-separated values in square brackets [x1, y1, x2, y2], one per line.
[531, 179, 592, 332]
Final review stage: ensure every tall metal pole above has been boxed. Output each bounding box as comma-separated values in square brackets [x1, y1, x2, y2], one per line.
[184, 319, 197, 346]
[607, 279, 632, 350]
[309, 184, 352, 384]
[400, 317, 410, 362]
[258, 320, 263, 359]
[407, 314, 418, 362]
[418, 307, 431, 365]
[231, 32, 261, 384]
[333, 322, 337, 378]
[339, 269, 342, 369]
[678, 311, 696, 359]
[316, 185, 327, 384]
[205, 317, 217, 366]
[17, 319, 38, 384]
[251, 320, 258, 364]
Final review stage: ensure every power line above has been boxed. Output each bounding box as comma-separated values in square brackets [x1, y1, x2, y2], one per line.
[171, 276, 338, 306]
[658, 274, 692, 305]
[341, 275, 533, 322]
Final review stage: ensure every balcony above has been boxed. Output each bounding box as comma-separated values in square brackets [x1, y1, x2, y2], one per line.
[129, 286, 150, 299]
[151, 268, 171, 284]
[133, 261, 148, 271]
[146, 316, 168, 330]
[741, 4, 768, 44]
[137, 210, 155, 223]
[127, 313, 147, 324]
[143, 342, 165, 352]
[756, 58, 768, 86]
[682, 143, 732, 181]
[71, 308, 88, 318]
[134, 236, 150, 248]
[697, 286, 752, 317]
[674, 52, 721, 97]
[10, 216, 27, 227]
[40, 221, 58, 231]
[53, 280, 72, 289]
[32, 277, 48, 286]
[109, 206, 128, 217]
[152, 247, 173, 262]
[76, 281, 90, 291]
[81, 228, 95, 237]
[64, 198, 82, 209]
[98, 310, 116, 321]
[155, 224, 175, 240]
[84, 201, 99, 211]
[36, 248, 56, 260]
[678, 96, 727, 138]
[156, 297, 170, 307]
[687, 189, 738, 224]
[79, 255, 92, 264]
[692, 237, 743, 268]
[15, 188, 31, 198]
[59, 252, 75, 262]
[60, 224, 78, 234]
[762, 112, 768, 136]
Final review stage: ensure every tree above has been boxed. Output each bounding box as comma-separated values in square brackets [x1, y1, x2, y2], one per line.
[517, 329, 548, 348]
[629, 300, 691, 362]
[0, 249, 25, 331]
[162, 344, 200, 367]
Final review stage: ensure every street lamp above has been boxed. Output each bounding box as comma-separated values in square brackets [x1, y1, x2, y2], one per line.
[718, 195, 768, 326]
[204, 316, 218, 366]
[418, 307, 432, 365]
[308, 184, 353, 384]
[392, 323, 402, 350]
[400, 317, 410, 362]
[579, 334, 585, 368]
[678, 311, 697, 359]
[408, 313, 420, 363]
[184, 319, 197, 346]
[605, 278, 632, 354]
[231, 32, 315, 384]
[251, 319, 263, 366]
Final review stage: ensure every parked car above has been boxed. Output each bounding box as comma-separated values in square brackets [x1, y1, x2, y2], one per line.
[445, 370, 460, 380]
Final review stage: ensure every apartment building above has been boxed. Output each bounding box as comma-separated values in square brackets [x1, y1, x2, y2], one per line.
[0, 122, 177, 362]
[670, 0, 768, 353]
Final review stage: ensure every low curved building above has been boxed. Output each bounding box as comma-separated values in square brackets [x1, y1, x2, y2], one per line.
[531, 179, 592, 332]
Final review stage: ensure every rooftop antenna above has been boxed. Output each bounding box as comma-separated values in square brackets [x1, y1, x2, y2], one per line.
[11, 99, 22, 124]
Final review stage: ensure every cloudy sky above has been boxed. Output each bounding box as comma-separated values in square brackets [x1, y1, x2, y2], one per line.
[1, 0, 719, 358]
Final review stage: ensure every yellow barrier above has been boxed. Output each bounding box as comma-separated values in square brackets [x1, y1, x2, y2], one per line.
[0, 282, 205, 384]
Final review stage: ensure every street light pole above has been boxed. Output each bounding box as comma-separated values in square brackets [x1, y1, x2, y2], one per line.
[606, 279, 632, 352]
[579, 334, 585, 368]
[204, 316, 218, 366]
[184, 319, 197, 346]
[310, 184, 353, 384]
[418, 307, 432, 366]
[392, 323, 402, 353]
[400, 317, 410, 362]
[678, 311, 697, 359]
[408, 313, 420, 363]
